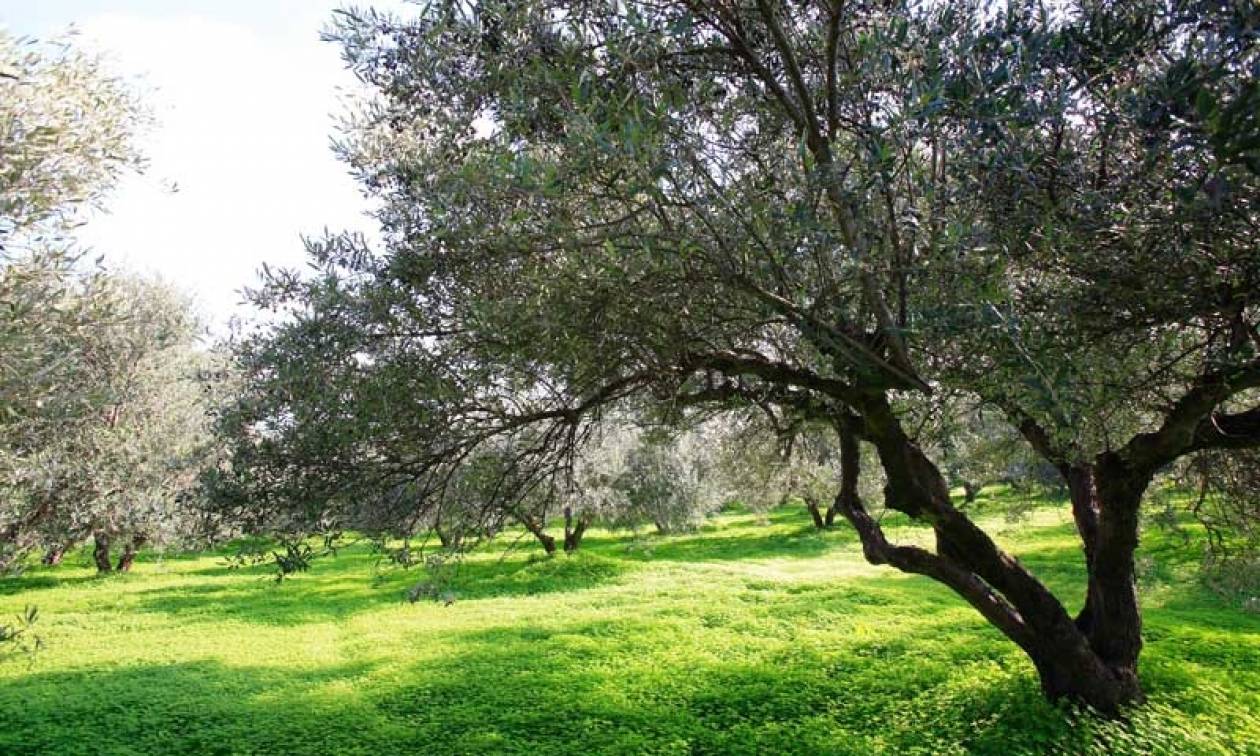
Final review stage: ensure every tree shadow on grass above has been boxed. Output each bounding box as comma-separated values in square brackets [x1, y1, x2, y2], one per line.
[373, 573, 1259, 754]
[0, 659, 389, 756]
[0, 615, 1052, 756]
[361, 604, 1173, 755]
[127, 548, 632, 627]
[0, 571, 101, 597]
[5, 550, 1257, 754]
[605, 513, 857, 564]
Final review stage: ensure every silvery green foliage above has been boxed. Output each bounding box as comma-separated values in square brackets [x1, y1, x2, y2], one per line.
[543, 415, 726, 534]
[0, 275, 214, 570]
[224, 1, 1260, 707]
[0, 29, 159, 571]
[0, 30, 147, 246]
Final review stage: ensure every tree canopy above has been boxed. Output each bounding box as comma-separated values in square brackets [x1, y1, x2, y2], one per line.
[213, 0, 1260, 713]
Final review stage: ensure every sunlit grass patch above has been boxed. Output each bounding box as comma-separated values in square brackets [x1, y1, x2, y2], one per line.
[1, 499, 1258, 755]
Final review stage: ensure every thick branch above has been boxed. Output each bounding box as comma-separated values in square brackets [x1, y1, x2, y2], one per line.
[830, 479, 1034, 651]
[1119, 360, 1260, 472]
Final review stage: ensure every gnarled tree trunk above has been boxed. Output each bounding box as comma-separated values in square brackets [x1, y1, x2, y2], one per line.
[835, 400, 1145, 714]
[115, 534, 147, 572]
[518, 512, 557, 555]
[562, 507, 588, 552]
[92, 532, 112, 573]
[1073, 454, 1147, 703]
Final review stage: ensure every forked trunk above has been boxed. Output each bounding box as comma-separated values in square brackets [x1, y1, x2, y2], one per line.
[843, 400, 1145, 715]
[804, 495, 826, 529]
[562, 507, 587, 553]
[518, 512, 557, 555]
[116, 534, 146, 572]
[92, 532, 112, 573]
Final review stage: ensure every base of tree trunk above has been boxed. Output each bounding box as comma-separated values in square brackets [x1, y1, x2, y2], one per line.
[1034, 656, 1144, 716]
[115, 534, 147, 572]
[92, 533, 112, 573]
[42, 546, 66, 566]
[805, 497, 826, 529]
[562, 507, 587, 552]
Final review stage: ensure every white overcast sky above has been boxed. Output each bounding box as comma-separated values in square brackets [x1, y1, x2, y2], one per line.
[2, 0, 410, 332]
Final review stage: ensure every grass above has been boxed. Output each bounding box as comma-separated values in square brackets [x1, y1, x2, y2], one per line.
[1, 491, 1258, 755]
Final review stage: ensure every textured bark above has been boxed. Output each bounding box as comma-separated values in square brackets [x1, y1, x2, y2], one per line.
[42, 545, 66, 566]
[115, 535, 146, 572]
[518, 513, 556, 555]
[92, 532, 112, 573]
[1082, 454, 1147, 700]
[562, 507, 588, 553]
[841, 399, 1143, 713]
[821, 427, 862, 527]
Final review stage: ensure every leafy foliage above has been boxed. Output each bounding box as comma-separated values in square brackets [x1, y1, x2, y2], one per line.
[0, 605, 40, 665]
[0, 29, 147, 244]
[0, 274, 216, 572]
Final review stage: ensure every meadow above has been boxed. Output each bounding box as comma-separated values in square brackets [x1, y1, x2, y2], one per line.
[1, 491, 1258, 755]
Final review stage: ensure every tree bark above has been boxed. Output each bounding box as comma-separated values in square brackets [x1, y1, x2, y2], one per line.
[92, 532, 112, 573]
[518, 513, 556, 555]
[1063, 464, 1102, 635]
[115, 534, 146, 572]
[840, 399, 1144, 714]
[42, 545, 66, 565]
[562, 507, 587, 553]
[823, 427, 862, 527]
[804, 495, 826, 529]
[962, 481, 979, 504]
[1078, 453, 1147, 702]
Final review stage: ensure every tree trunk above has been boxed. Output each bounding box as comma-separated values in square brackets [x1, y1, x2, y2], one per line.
[518, 513, 556, 555]
[42, 545, 66, 565]
[842, 399, 1145, 714]
[962, 481, 979, 504]
[434, 524, 462, 550]
[115, 534, 146, 572]
[804, 495, 826, 529]
[562, 507, 587, 552]
[92, 532, 112, 573]
[824, 425, 862, 528]
[1063, 464, 1102, 635]
[1077, 454, 1147, 703]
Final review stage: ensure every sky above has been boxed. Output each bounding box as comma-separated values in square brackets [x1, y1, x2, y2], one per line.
[2, 0, 409, 333]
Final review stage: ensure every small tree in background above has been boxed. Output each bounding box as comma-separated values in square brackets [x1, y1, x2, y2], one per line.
[2, 274, 214, 573]
[0, 29, 157, 573]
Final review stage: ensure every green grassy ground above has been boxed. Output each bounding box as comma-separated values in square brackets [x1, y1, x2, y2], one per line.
[1, 492, 1258, 755]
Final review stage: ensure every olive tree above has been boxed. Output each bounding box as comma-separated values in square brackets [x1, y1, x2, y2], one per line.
[223, 0, 1259, 713]
[1, 274, 213, 572]
[0, 29, 157, 572]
